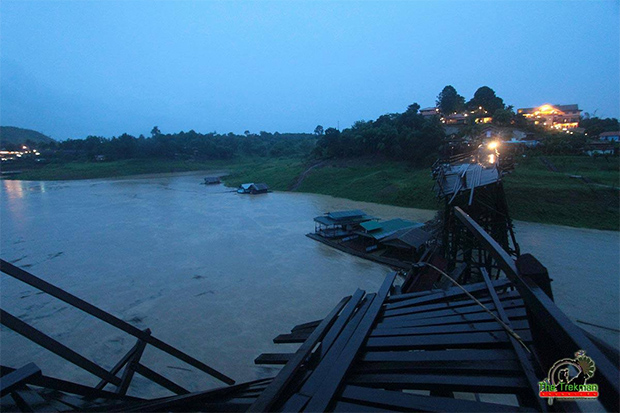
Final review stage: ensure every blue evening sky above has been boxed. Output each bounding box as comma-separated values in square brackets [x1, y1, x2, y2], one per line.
[1, 1, 618, 139]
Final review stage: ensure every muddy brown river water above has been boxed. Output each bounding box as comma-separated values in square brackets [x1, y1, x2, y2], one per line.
[1, 172, 618, 398]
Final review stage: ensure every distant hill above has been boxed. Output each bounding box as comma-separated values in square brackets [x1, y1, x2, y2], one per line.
[0, 126, 55, 146]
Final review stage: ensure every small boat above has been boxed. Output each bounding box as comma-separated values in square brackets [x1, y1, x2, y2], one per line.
[204, 176, 221, 185]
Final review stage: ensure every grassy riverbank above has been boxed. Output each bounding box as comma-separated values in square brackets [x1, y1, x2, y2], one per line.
[5, 156, 618, 230]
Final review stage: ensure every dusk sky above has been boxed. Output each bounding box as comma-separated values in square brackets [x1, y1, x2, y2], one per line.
[1, 1, 618, 140]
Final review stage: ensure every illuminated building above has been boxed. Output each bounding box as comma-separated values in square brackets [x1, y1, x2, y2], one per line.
[517, 104, 581, 130]
[475, 116, 493, 124]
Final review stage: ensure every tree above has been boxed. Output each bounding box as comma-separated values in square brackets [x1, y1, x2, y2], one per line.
[150, 126, 161, 138]
[467, 86, 505, 114]
[314, 125, 324, 136]
[244, 130, 250, 136]
[493, 105, 515, 126]
[579, 117, 619, 137]
[436, 86, 465, 114]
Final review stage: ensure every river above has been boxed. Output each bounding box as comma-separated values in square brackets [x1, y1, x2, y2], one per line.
[1, 173, 618, 398]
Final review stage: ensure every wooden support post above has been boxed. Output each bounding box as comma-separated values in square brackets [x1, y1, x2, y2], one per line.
[116, 329, 150, 395]
[516, 253, 553, 301]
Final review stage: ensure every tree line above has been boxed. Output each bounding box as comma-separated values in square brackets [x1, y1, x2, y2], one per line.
[5, 84, 618, 163]
[30, 129, 317, 161]
[313, 103, 444, 163]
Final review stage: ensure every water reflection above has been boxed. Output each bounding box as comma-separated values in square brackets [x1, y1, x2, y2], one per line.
[2, 179, 25, 199]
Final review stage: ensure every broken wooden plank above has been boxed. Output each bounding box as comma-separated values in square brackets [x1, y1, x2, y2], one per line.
[365, 330, 532, 350]
[248, 295, 352, 412]
[0, 363, 41, 397]
[253, 353, 293, 365]
[303, 273, 397, 412]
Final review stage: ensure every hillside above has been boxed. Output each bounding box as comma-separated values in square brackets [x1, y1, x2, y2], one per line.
[0, 126, 55, 146]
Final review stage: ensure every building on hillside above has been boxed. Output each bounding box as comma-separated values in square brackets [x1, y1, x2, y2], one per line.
[420, 107, 440, 117]
[517, 104, 581, 130]
[475, 116, 493, 124]
[442, 113, 468, 125]
[599, 131, 620, 142]
[313, 210, 375, 238]
[585, 141, 615, 156]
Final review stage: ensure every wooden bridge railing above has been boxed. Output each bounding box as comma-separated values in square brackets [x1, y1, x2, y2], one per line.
[0, 259, 234, 399]
[453, 207, 619, 412]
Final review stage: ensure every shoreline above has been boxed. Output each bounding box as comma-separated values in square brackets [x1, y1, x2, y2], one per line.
[3, 163, 618, 232]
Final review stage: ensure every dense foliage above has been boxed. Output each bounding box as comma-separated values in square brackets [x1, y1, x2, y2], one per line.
[32, 130, 317, 161]
[313, 103, 444, 163]
[579, 116, 620, 137]
[467, 86, 505, 114]
[436, 86, 465, 114]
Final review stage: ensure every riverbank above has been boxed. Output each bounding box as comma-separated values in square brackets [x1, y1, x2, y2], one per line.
[4, 155, 618, 230]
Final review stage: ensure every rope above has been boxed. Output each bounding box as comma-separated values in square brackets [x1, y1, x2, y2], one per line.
[422, 262, 531, 353]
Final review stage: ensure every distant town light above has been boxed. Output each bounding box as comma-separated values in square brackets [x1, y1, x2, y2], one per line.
[487, 141, 499, 150]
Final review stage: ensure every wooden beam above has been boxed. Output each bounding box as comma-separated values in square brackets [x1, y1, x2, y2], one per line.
[481, 268, 547, 411]
[371, 318, 530, 337]
[384, 290, 520, 318]
[248, 295, 352, 412]
[386, 278, 511, 309]
[377, 307, 527, 329]
[303, 272, 397, 412]
[365, 330, 532, 350]
[133, 364, 189, 395]
[340, 385, 534, 412]
[453, 207, 619, 412]
[0, 259, 234, 385]
[0, 363, 41, 397]
[382, 298, 524, 319]
[254, 353, 293, 365]
[349, 373, 529, 393]
[0, 309, 121, 386]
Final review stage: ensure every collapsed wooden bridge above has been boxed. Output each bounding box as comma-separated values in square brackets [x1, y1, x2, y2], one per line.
[2, 207, 618, 412]
[250, 207, 619, 412]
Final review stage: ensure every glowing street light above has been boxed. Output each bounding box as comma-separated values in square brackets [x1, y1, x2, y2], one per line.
[487, 141, 499, 150]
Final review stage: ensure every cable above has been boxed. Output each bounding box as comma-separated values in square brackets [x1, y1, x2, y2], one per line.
[421, 262, 531, 353]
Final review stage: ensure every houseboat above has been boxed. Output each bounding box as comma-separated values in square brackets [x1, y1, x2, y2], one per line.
[237, 183, 270, 194]
[312, 210, 375, 239]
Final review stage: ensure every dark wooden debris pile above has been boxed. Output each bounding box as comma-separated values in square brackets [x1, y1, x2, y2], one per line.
[253, 274, 542, 412]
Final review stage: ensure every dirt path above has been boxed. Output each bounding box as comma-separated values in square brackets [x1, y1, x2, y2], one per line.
[289, 161, 327, 191]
